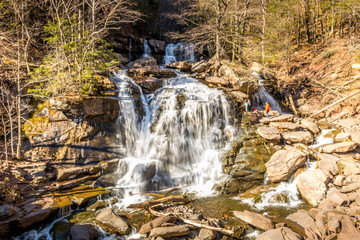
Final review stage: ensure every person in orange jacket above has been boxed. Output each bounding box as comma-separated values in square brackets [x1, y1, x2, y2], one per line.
[265, 102, 270, 118]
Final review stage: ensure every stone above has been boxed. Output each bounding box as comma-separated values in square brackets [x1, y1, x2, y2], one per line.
[139, 215, 178, 234]
[167, 61, 192, 71]
[335, 132, 351, 142]
[256, 127, 282, 142]
[352, 63, 360, 69]
[351, 131, 360, 144]
[269, 122, 301, 130]
[320, 142, 358, 153]
[297, 169, 329, 206]
[50, 98, 70, 111]
[233, 210, 274, 231]
[232, 80, 259, 95]
[51, 220, 71, 240]
[0, 204, 20, 221]
[70, 224, 99, 240]
[355, 193, 360, 206]
[334, 118, 360, 129]
[327, 190, 350, 206]
[191, 61, 207, 73]
[269, 114, 294, 123]
[95, 208, 129, 235]
[265, 145, 307, 182]
[318, 153, 339, 177]
[136, 78, 163, 94]
[127, 57, 157, 68]
[337, 216, 360, 240]
[148, 39, 166, 53]
[94, 173, 122, 188]
[285, 210, 316, 237]
[149, 225, 190, 238]
[205, 76, 230, 86]
[283, 131, 313, 144]
[301, 118, 320, 134]
[333, 175, 345, 187]
[57, 167, 90, 181]
[198, 229, 217, 240]
[227, 91, 249, 102]
[260, 118, 270, 125]
[256, 227, 302, 240]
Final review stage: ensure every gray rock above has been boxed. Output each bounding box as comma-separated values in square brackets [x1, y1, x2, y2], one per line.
[149, 225, 190, 238]
[269, 114, 294, 123]
[233, 210, 274, 231]
[256, 127, 282, 142]
[265, 145, 307, 182]
[297, 169, 329, 206]
[0, 204, 20, 221]
[301, 118, 320, 134]
[283, 131, 313, 144]
[320, 142, 358, 153]
[70, 224, 98, 240]
[95, 208, 129, 235]
[256, 227, 302, 240]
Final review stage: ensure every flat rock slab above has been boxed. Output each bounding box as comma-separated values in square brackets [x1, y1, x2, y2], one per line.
[335, 132, 351, 142]
[265, 145, 307, 182]
[318, 153, 339, 177]
[269, 122, 301, 130]
[233, 210, 274, 231]
[269, 114, 294, 123]
[297, 169, 329, 206]
[256, 227, 302, 240]
[320, 142, 358, 153]
[96, 208, 129, 235]
[301, 118, 320, 134]
[257, 127, 282, 142]
[149, 225, 190, 238]
[139, 215, 177, 234]
[283, 131, 313, 144]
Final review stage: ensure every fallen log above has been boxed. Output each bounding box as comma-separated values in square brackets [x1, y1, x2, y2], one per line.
[148, 207, 235, 236]
[127, 195, 190, 209]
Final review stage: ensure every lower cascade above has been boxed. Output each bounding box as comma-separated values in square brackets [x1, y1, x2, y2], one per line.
[112, 71, 234, 206]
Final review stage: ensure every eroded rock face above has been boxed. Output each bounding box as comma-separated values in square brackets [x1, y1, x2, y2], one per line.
[96, 208, 130, 235]
[320, 142, 358, 153]
[256, 127, 282, 142]
[265, 145, 307, 182]
[297, 169, 329, 206]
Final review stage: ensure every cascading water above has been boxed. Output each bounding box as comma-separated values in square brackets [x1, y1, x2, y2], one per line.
[163, 42, 195, 65]
[141, 39, 152, 58]
[252, 72, 281, 113]
[112, 70, 234, 207]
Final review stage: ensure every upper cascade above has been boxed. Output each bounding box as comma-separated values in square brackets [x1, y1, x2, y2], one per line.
[163, 42, 195, 65]
[111, 70, 234, 205]
[141, 39, 152, 58]
[252, 72, 281, 113]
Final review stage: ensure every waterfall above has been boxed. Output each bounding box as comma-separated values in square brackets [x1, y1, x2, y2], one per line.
[141, 39, 152, 58]
[128, 38, 132, 61]
[112, 71, 233, 206]
[252, 72, 281, 113]
[163, 42, 195, 65]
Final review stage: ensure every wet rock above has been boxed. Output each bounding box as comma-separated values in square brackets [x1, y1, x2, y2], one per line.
[205, 76, 230, 86]
[95, 208, 130, 235]
[256, 227, 302, 240]
[167, 61, 192, 71]
[94, 172, 122, 188]
[283, 131, 313, 144]
[256, 127, 282, 142]
[198, 229, 217, 240]
[301, 118, 320, 134]
[127, 57, 157, 68]
[335, 132, 351, 142]
[136, 78, 163, 94]
[285, 210, 317, 237]
[0, 204, 20, 221]
[148, 39, 166, 53]
[320, 142, 358, 153]
[70, 224, 99, 240]
[318, 153, 339, 177]
[191, 61, 207, 73]
[269, 122, 301, 130]
[265, 145, 307, 182]
[233, 210, 274, 231]
[297, 169, 329, 206]
[139, 215, 178, 234]
[51, 220, 71, 240]
[56, 175, 99, 190]
[269, 114, 294, 123]
[149, 225, 190, 238]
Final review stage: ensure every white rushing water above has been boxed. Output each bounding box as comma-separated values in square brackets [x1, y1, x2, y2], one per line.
[141, 39, 152, 58]
[112, 70, 233, 207]
[163, 42, 195, 65]
[252, 72, 281, 113]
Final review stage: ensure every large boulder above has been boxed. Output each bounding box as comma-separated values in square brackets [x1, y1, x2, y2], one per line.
[70, 224, 98, 240]
[318, 154, 339, 178]
[167, 61, 192, 71]
[205, 76, 230, 86]
[269, 114, 294, 123]
[136, 78, 163, 94]
[297, 169, 329, 206]
[256, 227, 302, 240]
[148, 39, 166, 53]
[285, 210, 317, 237]
[127, 57, 157, 68]
[227, 91, 249, 102]
[265, 145, 307, 182]
[301, 118, 320, 134]
[256, 127, 282, 142]
[233, 210, 274, 231]
[283, 131, 313, 144]
[95, 208, 129, 235]
[232, 80, 259, 95]
[149, 225, 190, 238]
[320, 142, 358, 153]
[191, 61, 207, 73]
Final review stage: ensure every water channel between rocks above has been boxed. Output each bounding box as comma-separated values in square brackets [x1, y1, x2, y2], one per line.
[15, 57, 340, 240]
